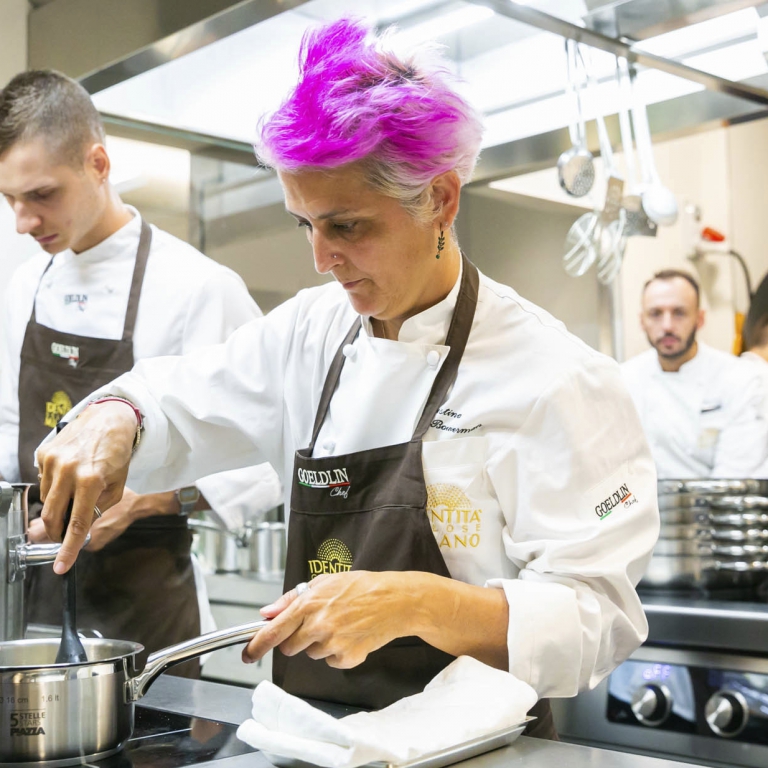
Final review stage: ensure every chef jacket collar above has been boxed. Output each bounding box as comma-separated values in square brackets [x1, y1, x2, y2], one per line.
[362, 258, 463, 345]
[654, 341, 710, 378]
[51, 206, 141, 268]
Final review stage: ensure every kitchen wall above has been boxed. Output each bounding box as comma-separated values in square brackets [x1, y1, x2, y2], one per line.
[0, 1, 38, 348]
[456, 188, 604, 351]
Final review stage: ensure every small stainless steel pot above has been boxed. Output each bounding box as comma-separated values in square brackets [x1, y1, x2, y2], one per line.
[0, 619, 267, 765]
[188, 518, 249, 573]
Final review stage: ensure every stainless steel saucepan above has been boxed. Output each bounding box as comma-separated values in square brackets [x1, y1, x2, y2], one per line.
[0, 619, 267, 765]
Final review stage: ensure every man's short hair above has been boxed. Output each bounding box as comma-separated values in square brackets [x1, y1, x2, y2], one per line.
[0, 70, 104, 165]
[643, 269, 700, 306]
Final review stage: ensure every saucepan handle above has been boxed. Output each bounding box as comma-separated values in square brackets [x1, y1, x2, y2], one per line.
[126, 619, 270, 701]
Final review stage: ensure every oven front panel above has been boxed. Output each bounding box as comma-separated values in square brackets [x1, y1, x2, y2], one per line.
[552, 646, 768, 768]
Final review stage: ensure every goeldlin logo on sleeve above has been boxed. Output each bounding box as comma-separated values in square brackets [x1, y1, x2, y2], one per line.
[297, 466, 351, 498]
[595, 483, 637, 519]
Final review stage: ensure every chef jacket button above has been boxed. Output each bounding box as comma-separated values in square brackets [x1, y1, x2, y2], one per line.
[323, 440, 336, 452]
[342, 344, 356, 359]
[426, 350, 441, 367]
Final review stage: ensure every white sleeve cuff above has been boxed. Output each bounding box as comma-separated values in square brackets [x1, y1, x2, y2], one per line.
[486, 577, 583, 698]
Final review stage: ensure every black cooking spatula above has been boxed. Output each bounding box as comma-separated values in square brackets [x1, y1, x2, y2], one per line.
[54, 502, 88, 664]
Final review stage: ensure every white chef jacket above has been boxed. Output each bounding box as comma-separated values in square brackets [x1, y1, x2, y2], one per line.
[1, 208, 283, 628]
[741, 351, 768, 421]
[621, 344, 768, 480]
[56, 263, 659, 698]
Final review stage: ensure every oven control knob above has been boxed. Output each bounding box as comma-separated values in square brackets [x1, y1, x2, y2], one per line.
[705, 690, 749, 737]
[631, 684, 673, 726]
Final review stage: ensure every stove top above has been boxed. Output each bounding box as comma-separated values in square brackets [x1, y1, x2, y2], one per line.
[90, 706, 256, 768]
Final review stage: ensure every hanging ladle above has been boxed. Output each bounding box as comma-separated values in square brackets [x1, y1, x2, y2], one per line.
[557, 37, 595, 198]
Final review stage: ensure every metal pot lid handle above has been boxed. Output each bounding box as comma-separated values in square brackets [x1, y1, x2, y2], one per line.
[127, 619, 269, 701]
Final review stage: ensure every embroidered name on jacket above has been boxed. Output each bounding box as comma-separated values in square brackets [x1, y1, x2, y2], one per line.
[595, 483, 637, 519]
[308, 538, 353, 578]
[297, 467, 351, 498]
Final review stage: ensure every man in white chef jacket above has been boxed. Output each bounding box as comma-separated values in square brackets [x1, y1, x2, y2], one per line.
[621, 269, 768, 479]
[0, 70, 281, 667]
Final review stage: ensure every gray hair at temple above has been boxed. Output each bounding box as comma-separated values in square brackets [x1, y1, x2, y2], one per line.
[0, 70, 105, 165]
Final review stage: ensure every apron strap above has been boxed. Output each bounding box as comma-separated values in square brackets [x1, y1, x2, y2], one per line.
[122, 218, 152, 342]
[412, 255, 479, 441]
[308, 317, 362, 452]
[29, 258, 56, 324]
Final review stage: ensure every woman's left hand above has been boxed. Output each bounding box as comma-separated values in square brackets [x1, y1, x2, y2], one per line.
[243, 571, 413, 669]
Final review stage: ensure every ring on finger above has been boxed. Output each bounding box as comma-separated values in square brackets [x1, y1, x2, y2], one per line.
[295, 581, 309, 596]
[93, 505, 102, 519]
[37, 473, 43, 481]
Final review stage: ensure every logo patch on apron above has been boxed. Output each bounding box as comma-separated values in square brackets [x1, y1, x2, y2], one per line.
[427, 483, 483, 549]
[51, 342, 80, 368]
[297, 466, 351, 497]
[308, 538, 353, 579]
[44, 390, 73, 429]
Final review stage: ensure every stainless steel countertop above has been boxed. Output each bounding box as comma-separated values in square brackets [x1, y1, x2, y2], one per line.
[642, 593, 768, 654]
[141, 676, 709, 768]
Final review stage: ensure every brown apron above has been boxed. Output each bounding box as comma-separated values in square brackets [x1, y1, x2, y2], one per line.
[18, 219, 201, 678]
[274, 256, 556, 738]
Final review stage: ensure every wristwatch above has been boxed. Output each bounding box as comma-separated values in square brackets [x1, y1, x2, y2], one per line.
[175, 486, 200, 515]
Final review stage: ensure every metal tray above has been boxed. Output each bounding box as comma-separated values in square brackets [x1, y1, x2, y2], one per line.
[262, 717, 534, 768]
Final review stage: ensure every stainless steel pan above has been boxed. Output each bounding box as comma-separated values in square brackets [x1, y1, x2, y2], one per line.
[0, 619, 267, 765]
[640, 554, 767, 589]
[658, 494, 712, 511]
[659, 508, 710, 525]
[653, 538, 768, 558]
[657, 479, 768, 495]
[708, 495, 768, 511]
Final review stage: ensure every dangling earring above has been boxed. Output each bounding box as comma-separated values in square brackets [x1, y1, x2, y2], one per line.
[435, 227, 445, 260]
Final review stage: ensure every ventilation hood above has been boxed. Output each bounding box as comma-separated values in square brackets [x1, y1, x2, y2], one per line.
[26, 0, 768, 181]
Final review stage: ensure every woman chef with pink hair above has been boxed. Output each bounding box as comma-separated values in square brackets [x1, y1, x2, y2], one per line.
[35, 18, 659, 738]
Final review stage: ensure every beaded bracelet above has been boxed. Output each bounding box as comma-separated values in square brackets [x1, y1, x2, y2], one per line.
[88, 396, 144, 452]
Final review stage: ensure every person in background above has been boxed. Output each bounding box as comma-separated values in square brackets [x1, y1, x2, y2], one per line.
[0, 70, 281, 675]
[33, 19, 659, 739]
[621, 269, 768, 479]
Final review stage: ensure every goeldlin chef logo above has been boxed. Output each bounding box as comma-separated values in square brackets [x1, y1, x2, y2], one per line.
[64, 293, 88, 312]
[427, 483, 482, 549]
[44, 390, 72, 429]
[308, 538, 353, 579]
[297, 466, 351, 498]
[51, 341, 80, 368]
[595, 483, 637, 520]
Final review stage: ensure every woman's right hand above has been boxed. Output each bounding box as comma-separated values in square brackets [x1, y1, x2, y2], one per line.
[36, 401, 137, 574]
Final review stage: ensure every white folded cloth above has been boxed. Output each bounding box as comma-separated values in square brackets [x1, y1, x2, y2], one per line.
[236, 656, 538, 768]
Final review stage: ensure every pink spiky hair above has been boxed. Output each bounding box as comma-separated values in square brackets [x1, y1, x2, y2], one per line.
[256, 18, 483, 190]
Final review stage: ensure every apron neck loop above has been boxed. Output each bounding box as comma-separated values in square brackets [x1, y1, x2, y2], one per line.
[412, 255, 479, 441]
[122, 218, 152, 343]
